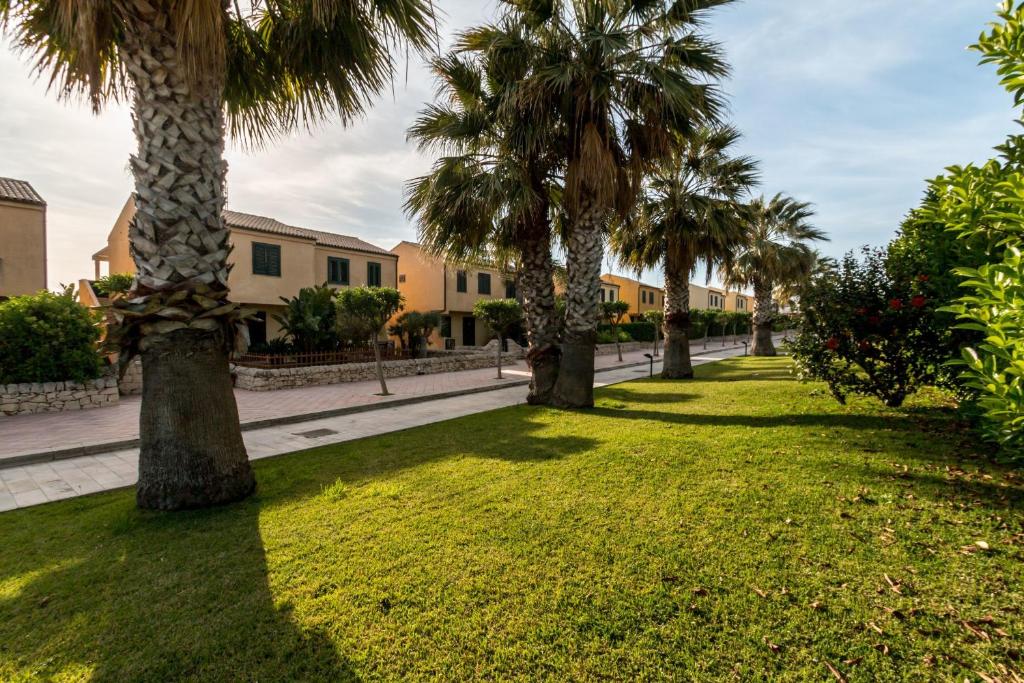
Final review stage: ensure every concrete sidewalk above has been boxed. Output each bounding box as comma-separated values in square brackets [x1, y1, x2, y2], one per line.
[0, 343, 755, 511]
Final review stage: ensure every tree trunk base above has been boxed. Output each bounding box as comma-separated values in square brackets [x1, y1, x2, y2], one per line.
[752, 323, 776, 356]
[551, 338, 596, 408]
[661, 326, 694, 380]
[527, 345, 561, 405]
[136, 328, 255, 511]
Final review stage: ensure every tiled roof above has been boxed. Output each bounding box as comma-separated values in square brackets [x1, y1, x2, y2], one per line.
[224, 210, 392, 256]
[0, 177, 45, 206]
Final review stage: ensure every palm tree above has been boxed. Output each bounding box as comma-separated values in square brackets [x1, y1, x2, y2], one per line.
[511, 0, 731, 407]
[405, 23, 564, 404]
[613, 126, 758, 379]
[1, 1, 434, 510]
[725, 194, 828, 356]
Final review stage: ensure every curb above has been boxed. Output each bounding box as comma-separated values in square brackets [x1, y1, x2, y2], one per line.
[1, 350, 746, 470]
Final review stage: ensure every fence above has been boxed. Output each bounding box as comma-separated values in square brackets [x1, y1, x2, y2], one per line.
[233, 347, 413, 369]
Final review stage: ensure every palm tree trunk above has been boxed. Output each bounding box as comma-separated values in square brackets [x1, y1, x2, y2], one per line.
[752, 279, 776, 356]
[662, 251, 694, 379]
[552, 201, 605, 408]
[519, 215, 560, 405]
[121, 8, 253, 510]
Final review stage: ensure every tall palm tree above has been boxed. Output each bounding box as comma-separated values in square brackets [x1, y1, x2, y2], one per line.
[511, 0, 731, 407]
[1, 1, 434, 510]
[405, 21, 564, 404]
[613, 126, 758, 379]
[725, 194, 828, 356]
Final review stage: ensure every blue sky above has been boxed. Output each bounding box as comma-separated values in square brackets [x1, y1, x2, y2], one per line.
[0, 0, 1015, 289]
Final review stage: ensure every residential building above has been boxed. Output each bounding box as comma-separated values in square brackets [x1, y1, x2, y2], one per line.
[93, 197, 397, 344]
[686, 282, 753, 312]
[0, 177, 46, 299]
[391, 241, 515, 348]
[601, 273, 663, 319]
[725, 290, 755, 313]
[598, 278, 622, 304]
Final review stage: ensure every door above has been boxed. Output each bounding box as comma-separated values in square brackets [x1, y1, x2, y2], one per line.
[462, 315, 476, 347]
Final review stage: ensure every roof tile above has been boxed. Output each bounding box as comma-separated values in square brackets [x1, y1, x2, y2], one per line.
[0, 177, 45, 206]
[223, 210, 391, 256]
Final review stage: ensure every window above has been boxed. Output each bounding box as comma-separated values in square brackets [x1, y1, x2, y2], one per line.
[609, 290, 616, 302]
[505, 280, 517, 299]
[456, 270, 467, 293]
[367, 262, 382, 287]
[441, 315, 452, 338]
[327, 257, 349, 285]
[399, 274, 406, 283]
[252, 242, 281, 276]
[478, 272, 491, 295]
[600, 289, 606, 303]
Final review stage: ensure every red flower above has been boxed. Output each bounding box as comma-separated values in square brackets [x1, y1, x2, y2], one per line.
[826, 337, 841, 351]
[868, 315, 881, 326]
[918, 274, 930, 282]
[889, 298, 904, 311]
[911, 295, 927, 309]
[858, 340, 872, 352]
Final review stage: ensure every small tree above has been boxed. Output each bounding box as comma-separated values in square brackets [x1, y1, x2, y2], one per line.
[337, 287, 405, 396]
[474, 299, 523, 380]
[389, 310, 441, 358]
[601, 300, 632, 362]
[0, 291, 102, 384]
[275, 284, 339, 353]
[92, 273, 135, 298]
[644, 310, 665, 357]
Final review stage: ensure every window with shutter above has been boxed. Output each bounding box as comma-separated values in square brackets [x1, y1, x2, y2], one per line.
[456, 271, 467, 293]
[252, 243, 281, 276]
[477, 273, 491, 295]
[327, 257, 350, 285]
[367, 262, 382, 287]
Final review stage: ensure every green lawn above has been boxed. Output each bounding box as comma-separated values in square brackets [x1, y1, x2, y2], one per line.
[1, 358, 1022, 681]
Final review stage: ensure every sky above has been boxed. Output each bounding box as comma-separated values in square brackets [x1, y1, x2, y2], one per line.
[0, 0, 1016, 291]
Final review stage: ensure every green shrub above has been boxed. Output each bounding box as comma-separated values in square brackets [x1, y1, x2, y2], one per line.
[618, 321, 656, 342]
[93, 273, 134, 298]
[0, 291, 103, 384]
[789, 249, 946, 408]
[275, 284, 339, 352]
[597, 328, 631, 344]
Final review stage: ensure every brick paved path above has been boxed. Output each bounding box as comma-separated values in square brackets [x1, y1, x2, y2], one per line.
[0, 343, 758, 511]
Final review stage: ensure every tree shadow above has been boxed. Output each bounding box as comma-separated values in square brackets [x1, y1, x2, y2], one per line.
[256, 407, 599, 507]
[597, 385, 699, 405]
[0, 498, 359, 681]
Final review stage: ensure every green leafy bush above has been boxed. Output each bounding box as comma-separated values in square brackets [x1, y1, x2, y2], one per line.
[789, 249, 946, 408]
[618, 321, 656, 342]
[597, 328, 631, 344]
[92, 273, 134, 298]
[275, 284, 339, 352]
[0, 291, 103, 384]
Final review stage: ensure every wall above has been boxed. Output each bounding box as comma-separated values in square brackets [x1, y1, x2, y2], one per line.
[233, 349, 523, 391]
[316, 246, 398, 290]
[1, 375, 119, 416]
[0, 200, 46, 297]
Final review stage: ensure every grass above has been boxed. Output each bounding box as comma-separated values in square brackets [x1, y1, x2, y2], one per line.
[1, 357, 1022, 681]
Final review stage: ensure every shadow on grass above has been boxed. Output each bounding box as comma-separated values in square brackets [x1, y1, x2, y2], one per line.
[0, 409, 596, 680]
[597, 386, 699, 405]
[0, 499, 358, 681]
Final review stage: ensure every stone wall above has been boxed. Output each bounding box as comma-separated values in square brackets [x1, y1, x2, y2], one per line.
[0, 374, 120, 416]
[118, 357, 143, 396]
[595, 341, 654, 356]
[233, 351, 522, 392]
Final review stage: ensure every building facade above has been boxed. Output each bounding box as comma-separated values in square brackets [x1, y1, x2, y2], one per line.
[601, 274, 664, 319]
[94, 197, 397, 343]
[391, 241, 515, 348]
[0, 177, 46, 299]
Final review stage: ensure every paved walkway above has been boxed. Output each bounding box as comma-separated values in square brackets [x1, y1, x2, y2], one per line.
[0, 343, 754, 511]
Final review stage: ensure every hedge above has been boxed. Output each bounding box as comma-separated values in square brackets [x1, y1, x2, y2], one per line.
[0, 291, 103, 384]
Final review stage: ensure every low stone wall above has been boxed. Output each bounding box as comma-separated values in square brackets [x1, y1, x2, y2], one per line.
[595, 341, 654, 356]
[118, 357, 143, 396]
[233, 351, 522, 392]
[0, 375, 120, 416]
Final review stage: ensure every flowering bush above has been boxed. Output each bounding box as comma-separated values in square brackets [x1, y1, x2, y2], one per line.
[789, 249, 947, 407]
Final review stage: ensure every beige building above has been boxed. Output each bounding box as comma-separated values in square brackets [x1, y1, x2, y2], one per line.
[0, 177, 47, 299]
[686, 282, 753, 312]
[94, 197, 397, 343]
[391, 241, 516, 348]
[601, 274, 664, 319]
